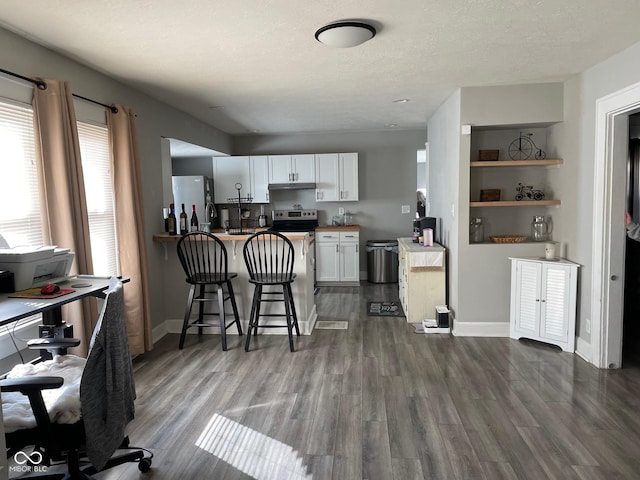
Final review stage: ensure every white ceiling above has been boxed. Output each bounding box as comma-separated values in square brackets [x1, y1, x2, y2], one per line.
[2, 1, 640, 137]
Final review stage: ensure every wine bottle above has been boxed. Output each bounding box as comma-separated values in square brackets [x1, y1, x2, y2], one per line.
[179, 203, 188, 235]
[168, 203, 177, 235]
[190, 204, 199, 232]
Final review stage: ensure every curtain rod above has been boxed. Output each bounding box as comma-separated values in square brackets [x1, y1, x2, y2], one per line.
[0, 67, 118, 113]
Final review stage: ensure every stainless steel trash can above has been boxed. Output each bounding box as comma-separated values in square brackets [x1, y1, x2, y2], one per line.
[367, 240, 399, 283]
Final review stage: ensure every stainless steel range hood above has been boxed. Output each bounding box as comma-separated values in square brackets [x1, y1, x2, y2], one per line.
[268, 182, 316, 190]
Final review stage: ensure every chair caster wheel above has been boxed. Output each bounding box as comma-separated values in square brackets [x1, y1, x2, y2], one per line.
[138, 457, 152, 472]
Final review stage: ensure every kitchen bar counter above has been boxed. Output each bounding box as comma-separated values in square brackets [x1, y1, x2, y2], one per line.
[153, 231, 317, 337]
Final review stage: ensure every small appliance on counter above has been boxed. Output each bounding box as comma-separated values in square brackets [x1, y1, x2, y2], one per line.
[258, 205, 267, 228]
[413, 216, 437, 243]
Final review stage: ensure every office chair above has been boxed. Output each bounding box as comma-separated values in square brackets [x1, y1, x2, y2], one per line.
[0, 278, 152, 479]
[243, 231, 299, 352]
[177, 232, 243, 351]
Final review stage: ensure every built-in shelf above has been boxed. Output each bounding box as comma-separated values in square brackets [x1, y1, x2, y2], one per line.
[470, 200, 561, 208]
[470, 159, 563, 167]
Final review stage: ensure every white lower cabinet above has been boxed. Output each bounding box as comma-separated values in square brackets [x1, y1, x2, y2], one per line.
[509, 257, 580, 352]
[316, 230, 360, 285]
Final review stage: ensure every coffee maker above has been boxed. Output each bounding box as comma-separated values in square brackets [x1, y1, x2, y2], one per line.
[413, 217, 437, 243]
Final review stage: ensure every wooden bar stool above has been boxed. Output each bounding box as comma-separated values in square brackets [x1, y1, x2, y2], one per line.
[243, 231, 300, 352]
[177, 232, 243, 351]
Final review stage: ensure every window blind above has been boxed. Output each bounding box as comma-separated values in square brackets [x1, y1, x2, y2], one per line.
[0, 99, 44, 247]
[77, 121, 119, 276]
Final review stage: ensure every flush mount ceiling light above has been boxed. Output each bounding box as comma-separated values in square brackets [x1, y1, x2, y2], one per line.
[315, 21, 376, 48]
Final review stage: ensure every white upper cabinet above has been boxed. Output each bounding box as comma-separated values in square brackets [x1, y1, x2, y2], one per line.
[315, 153, 340, 202]
[268, 154, 315, 183]
[250, 156, 270, 203]
[315, 152, 359, 202]
[213, 156, 251, 203]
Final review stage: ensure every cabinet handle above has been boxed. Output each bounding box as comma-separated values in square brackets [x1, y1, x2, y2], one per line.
[336, 244, 339, 253]
[266, 192, 269, 202]
[356, 245, 359, 253]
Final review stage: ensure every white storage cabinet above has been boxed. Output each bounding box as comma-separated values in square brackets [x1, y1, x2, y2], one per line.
[268, 154, 315, 184]
[315, 153, 359, 202]
[509, 257, 580, 352]
[316, 230, 360, 285]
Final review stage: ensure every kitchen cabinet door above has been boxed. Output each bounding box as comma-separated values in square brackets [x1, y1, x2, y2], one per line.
[340, 242, 359, 283]
[339, 153, 359, 201]
[315, 153, 340, 202]
[213, 156, 251, 203]
[250, 155, 270, 203]
[316, 241, 340, 283]
[292, 154, 315, 183]
[268, 155, 292, 184]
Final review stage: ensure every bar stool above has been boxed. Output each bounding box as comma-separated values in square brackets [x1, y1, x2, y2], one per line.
[243, 231, 300, 352]
[176, 232, 243, 351]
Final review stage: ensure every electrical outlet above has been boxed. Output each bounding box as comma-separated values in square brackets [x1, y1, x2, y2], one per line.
[585, 318, 591, 334]
[401, 205, 410, 214]
[338, 207, 345, 215]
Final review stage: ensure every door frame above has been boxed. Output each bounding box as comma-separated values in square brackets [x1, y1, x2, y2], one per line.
[592, 81, 640, 368]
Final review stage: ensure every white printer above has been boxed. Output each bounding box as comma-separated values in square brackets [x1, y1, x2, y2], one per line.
[0, 246, 75, 292]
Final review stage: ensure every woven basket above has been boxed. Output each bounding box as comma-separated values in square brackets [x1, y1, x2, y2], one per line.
[490, 235, 527, 244]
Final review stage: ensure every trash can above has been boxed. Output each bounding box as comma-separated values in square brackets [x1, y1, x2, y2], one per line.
[366, 240, 399, 283]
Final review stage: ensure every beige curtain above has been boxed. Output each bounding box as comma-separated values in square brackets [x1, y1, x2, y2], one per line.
[33, 79, 97, 356]
[107, 105, 153, 355]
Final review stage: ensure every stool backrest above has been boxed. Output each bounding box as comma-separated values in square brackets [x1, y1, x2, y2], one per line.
[243, 232, 295, 282]
[177, 232, 229, 284]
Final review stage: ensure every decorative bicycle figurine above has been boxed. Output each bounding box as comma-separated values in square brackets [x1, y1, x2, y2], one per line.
[508, 132, 546, 160]
[515, 183, 545, 201]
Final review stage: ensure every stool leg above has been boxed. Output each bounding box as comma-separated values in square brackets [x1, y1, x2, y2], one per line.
[217, 284, 227, 351]
[254, 284, 263, 337]
[286, 283, 300, 337]
[197, 285, 205, 336]
[245, 285, 260, 352]
[227, 280, 243, 336]
[282, 284, 295, 352]
[179, 285, 196, 349]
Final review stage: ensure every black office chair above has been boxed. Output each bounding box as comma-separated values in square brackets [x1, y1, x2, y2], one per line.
[177, 232, 243, 351]
[0, 278, 152, 479]
[243, 231, 300, 352]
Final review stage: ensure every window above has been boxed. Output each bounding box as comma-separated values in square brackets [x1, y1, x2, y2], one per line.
[77, 121, 118, 277]
[0, 99, 43, 247]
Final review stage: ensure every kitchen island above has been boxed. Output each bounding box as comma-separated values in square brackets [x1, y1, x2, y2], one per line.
[153, 231, 317, 336]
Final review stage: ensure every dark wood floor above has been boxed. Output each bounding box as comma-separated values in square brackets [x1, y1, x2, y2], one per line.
[96, 283, 640, 480]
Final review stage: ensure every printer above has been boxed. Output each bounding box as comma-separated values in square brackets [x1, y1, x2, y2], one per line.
[0, 246, 75, 292]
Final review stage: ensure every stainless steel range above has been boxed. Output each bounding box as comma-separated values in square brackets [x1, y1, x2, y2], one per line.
[270, 209, 318, 233]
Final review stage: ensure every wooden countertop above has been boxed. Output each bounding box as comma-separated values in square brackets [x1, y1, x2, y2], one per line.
[153, 231, 313, 242]
[315, 225, 360, 232]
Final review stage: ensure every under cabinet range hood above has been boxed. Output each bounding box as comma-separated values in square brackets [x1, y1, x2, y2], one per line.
[268, 182, 316, 190]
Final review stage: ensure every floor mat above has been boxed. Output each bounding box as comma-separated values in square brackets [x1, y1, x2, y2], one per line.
[367, 301, 405, 317]
[315, 321, 348, 330]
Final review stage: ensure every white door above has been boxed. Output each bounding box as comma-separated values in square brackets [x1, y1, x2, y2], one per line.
[213, 156, 251, 203]
[268, 155, 292, 183]
[339, 153, 359, 201]
[512, 260, 541, 337]
[539, 264, 570, 342]
[340, 242, 359, 282]
[315, 153, 339, 202]
[292, 154, 315, 182]
[316, 242, 340, 282]
[250, 156, 270, 203]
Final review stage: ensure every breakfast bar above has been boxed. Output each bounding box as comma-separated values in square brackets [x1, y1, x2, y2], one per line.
[153, 231, 317, 336]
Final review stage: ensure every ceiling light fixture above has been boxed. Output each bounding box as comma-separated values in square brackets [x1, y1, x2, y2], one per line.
[315, 21, 376, 48]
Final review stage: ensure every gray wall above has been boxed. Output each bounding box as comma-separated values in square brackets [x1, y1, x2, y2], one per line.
[0, 26, 232, 334]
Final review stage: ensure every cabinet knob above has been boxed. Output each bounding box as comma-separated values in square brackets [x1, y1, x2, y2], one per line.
[611, 275, 619, 281]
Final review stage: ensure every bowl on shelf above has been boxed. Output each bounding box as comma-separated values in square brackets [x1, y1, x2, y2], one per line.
[490, 235, 527, 244]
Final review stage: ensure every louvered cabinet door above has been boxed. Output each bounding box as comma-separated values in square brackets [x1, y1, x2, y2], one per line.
[509, 258, 579, 352]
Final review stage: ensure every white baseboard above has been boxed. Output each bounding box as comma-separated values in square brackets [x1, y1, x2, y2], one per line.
[575, 336, 592, 364]
[452, 320, 510, 337]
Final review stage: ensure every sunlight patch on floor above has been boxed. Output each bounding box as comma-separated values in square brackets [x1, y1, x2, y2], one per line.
[195, 413, 312, 479]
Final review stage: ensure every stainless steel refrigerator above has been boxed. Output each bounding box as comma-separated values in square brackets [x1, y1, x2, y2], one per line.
[171, 176, 214, 224]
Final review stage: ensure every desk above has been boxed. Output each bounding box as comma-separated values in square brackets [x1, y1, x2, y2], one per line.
[0, 276, 122, 328]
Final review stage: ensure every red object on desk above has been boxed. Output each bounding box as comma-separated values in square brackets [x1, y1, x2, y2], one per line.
[9, 288, 76, 299]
